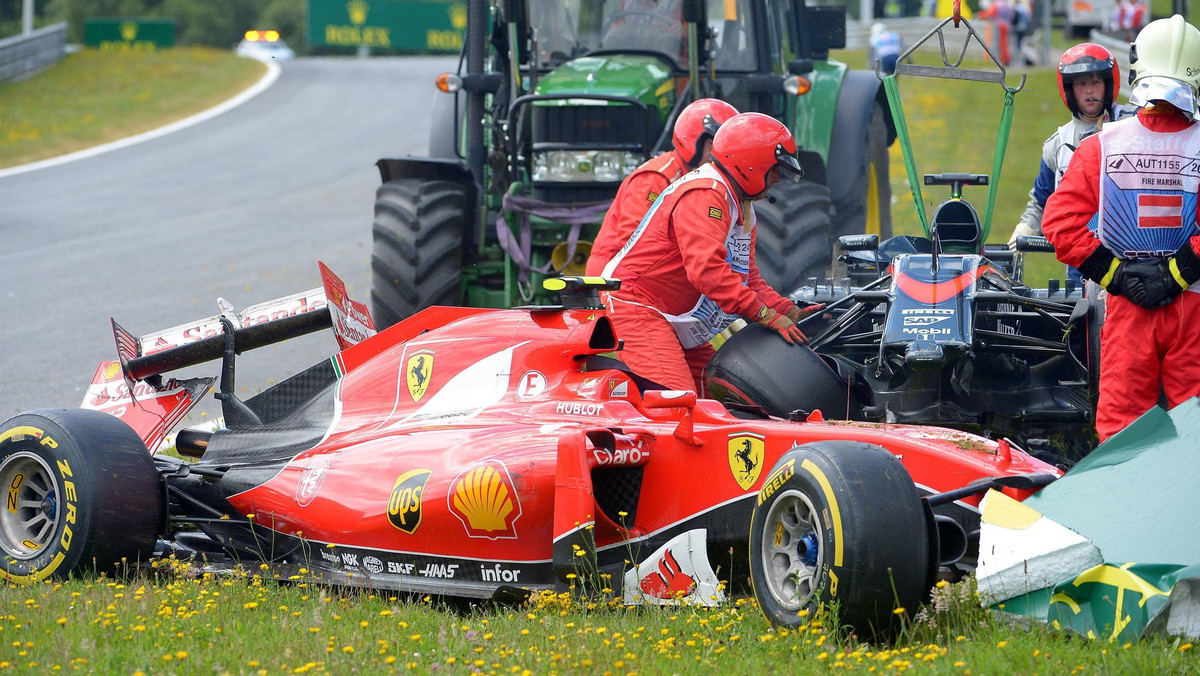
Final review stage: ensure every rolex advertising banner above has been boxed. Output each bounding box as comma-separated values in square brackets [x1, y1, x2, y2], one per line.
[83, 19, 176, 50]
[308, 0, 466, 52]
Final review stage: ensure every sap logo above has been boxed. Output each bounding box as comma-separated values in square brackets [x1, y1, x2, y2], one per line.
[903, 316, 948, 327]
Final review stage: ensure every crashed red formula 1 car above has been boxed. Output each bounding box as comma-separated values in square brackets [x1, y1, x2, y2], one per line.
[0, 268, 1057, 636]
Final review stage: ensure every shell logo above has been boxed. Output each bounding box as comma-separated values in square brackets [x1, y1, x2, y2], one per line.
[448, 461, 522, 539]
[103, 362, 122, 381]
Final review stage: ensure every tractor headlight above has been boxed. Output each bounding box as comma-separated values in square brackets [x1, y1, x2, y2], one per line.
[531, 150, 643, 183]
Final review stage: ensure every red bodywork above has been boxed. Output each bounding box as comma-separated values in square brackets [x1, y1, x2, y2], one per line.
[191, 303, 1055, 597]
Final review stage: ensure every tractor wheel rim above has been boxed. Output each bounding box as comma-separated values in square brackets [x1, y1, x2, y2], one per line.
[0, 452, 60, 561]
[759, 488, 824, 612]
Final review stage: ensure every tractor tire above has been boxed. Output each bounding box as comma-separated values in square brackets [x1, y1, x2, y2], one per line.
[371, 179, 467, 329]
[833, 102, 893, 242]
[0, 409, 163, 583]
[754, 179, 833, 295]
[706, 323, 864, 421]
[749, 441, 931, 639]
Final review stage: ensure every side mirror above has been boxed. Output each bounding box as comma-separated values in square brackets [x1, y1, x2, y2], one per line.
[787, 58, 814, 75]
[642, 390, 700, 446]
[642, 390, 696, 409]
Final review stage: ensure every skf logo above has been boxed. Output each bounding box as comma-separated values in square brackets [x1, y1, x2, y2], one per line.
[449, 461, 522, 539]
[708, 207, 723, 220]
[727, 433, 765, 490]
[406, 351, 434, 402]
[387, 469, 431, 534]
[120, 21, 138, 41]
[347, 0, 369, 25]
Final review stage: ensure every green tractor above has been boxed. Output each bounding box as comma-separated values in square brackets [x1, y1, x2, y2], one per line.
[371, 0, 896, 328]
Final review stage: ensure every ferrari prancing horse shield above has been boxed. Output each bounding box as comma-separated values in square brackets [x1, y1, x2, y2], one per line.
[728, 433, 765, 490]
[406, 352, 434, 402]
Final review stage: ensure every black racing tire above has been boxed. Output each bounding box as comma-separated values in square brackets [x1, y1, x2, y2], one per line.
[833, 103, 893, 242]
[0, 409, 163, 582]
[706, 323, 864, 421]
[371, 178, 467, 329]
[754, 179, 833, 295]
[749, 441, 931, 639]
[1084, 281, 1105, 411]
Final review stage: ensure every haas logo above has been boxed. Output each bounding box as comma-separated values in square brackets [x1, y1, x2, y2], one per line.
[639, 550, 696, 599]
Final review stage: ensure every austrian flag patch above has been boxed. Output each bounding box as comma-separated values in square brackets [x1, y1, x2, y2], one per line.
[1137, 193, 1183, 229]
[708, 207, 723, 220]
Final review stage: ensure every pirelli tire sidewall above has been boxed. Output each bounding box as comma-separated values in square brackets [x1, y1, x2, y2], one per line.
[0, 409, 163, 582]
[748, 441, 931, 638]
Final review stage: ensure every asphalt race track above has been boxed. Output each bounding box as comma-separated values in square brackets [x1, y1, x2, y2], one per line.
[0, 55, 457, 420]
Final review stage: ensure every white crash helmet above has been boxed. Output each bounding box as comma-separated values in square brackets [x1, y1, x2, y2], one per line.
[1127, 14, 1200, 120]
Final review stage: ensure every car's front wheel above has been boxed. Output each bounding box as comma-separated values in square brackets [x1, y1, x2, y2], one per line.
[749, 441, 931, 639]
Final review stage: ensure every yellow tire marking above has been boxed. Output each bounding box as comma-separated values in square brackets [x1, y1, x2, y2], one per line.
[0, 426, 45, 445]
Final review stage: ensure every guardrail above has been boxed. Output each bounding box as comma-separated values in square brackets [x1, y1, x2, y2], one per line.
[0, 22, 68, 84]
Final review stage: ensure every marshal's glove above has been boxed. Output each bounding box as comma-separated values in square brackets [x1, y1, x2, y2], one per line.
[1007, 222, 1039, 251]
[753, 305, 806, 344]
[1078, 246, 1176, 310]
[1166, 244, 1200, 296]
[785, 301, 825, 323]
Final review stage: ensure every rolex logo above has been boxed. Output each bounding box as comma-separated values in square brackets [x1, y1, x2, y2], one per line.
[347, 0, 369, 26]
[449, 4, 467, 30]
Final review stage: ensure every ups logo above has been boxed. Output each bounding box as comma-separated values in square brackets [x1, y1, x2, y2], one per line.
[388, 469, 431, 534]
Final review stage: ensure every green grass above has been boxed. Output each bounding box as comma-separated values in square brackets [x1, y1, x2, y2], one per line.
[1, 568, 1194, 674]
[0, 47, 265, 169]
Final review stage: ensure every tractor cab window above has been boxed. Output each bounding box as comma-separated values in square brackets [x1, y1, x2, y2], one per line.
[529, 0, 688, 70]
[706, 0, 757, 71]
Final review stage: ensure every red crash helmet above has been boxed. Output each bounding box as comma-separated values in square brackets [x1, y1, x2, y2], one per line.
[673, 98, 739, 166]
[1057, 43, 1119, 117]
[711, 113, 802, 198]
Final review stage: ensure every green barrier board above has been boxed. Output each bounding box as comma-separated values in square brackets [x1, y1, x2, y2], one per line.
[307, 0, 466, 51]
[83, 19, 175, 50]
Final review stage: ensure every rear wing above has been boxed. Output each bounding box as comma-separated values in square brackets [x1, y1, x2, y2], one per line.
[81, 263, 374, 451]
